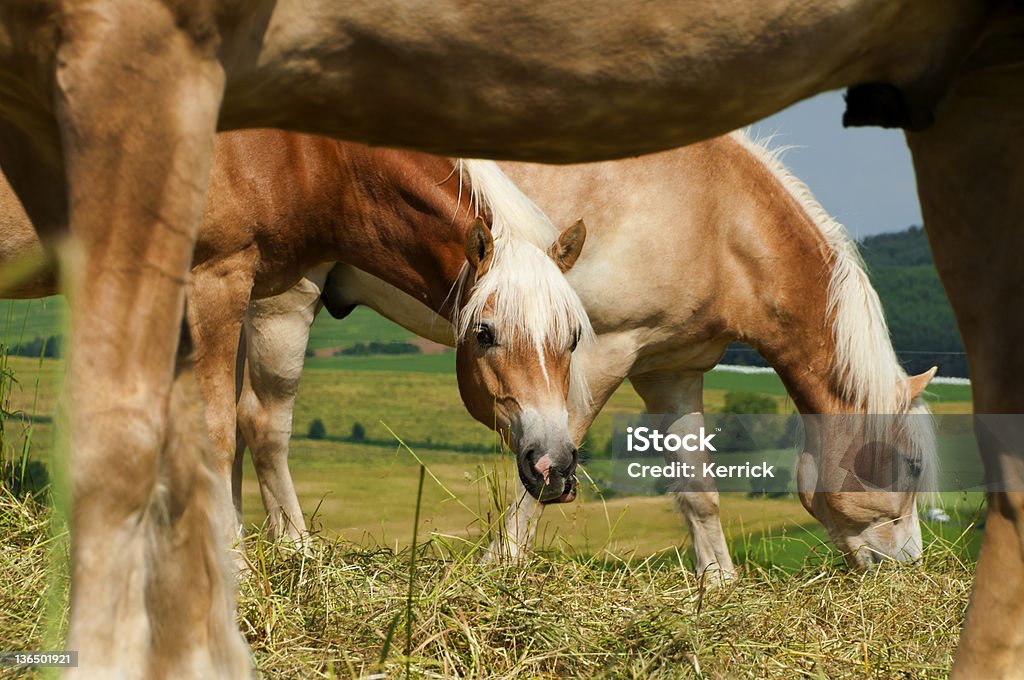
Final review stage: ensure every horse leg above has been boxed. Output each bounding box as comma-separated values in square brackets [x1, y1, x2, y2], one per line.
[631, 371, 735, 581]
[47, 6, 250, 676]
[481, 479, 544, 563]
[187, 257, 255, 539]
[906, 64, 1024, 677]
[231, 327, 249, 516]
[237, 274, 325, 546]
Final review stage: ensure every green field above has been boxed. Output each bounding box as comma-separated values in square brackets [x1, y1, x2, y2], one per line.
[0, 296, 975, 401]
[0, 299, 986, 678]
[1, 298, 65, 344]
[702, 368, 972, 405]
[0, 298, 981, 569]
[305, 352, 455, 374]
[2, 297, 420, 348]
[1, 341, 981, 572]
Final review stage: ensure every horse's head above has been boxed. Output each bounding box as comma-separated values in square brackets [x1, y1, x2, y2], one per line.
[455, 218, 591, 504]
[798, 368, 937, 567]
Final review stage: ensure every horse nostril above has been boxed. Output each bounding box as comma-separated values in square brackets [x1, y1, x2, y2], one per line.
[569, 447, 579, 464]
[563, 479, 574, 494]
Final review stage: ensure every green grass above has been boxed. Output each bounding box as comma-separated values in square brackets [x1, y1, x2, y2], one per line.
[0, 298, 65, 344]
[308, 306, 420, 350]
[0, 351, 979, 564]
[304, 352, 455, 374]
[302, 352, 973, 406]
[237, 438, 828, 560]
[703, 369, 973, 405]
[2, 297, 974, 404]
[0, 320, 984, 678]
[1, 297, 413, 351]
[237, 437, 984, 571]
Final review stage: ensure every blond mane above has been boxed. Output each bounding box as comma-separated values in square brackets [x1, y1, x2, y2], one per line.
[730, 130, 937, 498]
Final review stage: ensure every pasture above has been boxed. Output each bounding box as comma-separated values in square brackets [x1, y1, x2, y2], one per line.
[1, 300, 982, 677]
[2, 486, 976, 678]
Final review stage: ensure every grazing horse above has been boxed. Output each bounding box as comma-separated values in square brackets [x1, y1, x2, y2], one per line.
[0, 1, 1019, 677]
[237, 131, 937, 577]
[499, 133, 938, 572]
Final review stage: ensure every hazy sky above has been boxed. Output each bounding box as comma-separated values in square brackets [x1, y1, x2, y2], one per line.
[747, 91, 923, 239]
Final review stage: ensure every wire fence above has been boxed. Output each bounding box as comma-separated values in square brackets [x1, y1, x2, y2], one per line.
[719, 343, 970, 381]
[711, 363, 970, 386]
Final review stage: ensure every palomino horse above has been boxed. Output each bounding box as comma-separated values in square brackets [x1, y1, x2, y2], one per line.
[0, 130, 593, 534]
[237, 131, 938, 577]
[0, 1, 1018, 677]
[499, 133, 939, 571]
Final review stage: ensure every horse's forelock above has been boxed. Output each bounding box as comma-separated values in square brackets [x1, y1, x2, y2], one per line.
[449, 157, 594, 404]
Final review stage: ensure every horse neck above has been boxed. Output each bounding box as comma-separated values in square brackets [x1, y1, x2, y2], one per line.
[327, 145, 472, 318]
[752, 295, 851, 415]
[723, 194, 861, 415]
[745, 255, 847, 411]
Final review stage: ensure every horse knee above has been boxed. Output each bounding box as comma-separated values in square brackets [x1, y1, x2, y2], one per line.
[72, 403, 166, 523]
[235, 392, 266, 447]
[675, 489, 721, 521]
[237, 395, 290, 468]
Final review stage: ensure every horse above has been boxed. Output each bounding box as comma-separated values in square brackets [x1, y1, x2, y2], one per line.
[235, 131, 938, 578]
[499, 132, 940, 572]
[0, 1, 1019, 676]
[0, 129, 593, 673]
[1, 128, 594, 515]
[189, 132, 591, 528]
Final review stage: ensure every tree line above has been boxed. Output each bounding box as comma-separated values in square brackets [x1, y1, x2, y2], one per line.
[1, 335, 61, 359]
[2, 228, 968, 377]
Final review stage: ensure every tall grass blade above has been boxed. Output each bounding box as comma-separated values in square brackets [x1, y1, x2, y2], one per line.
[404, 464, 426, 678]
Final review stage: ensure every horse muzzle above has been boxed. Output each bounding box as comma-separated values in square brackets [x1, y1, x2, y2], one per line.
[519, 448, 578, 503]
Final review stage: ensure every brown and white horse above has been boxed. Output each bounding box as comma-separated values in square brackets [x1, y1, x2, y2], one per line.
[1, 129, 593, 516]
[0, 130, 593, 668]
[192, 133, 591, 524]
[0, 1, 1019, 676]
[236, 131, 938, 578]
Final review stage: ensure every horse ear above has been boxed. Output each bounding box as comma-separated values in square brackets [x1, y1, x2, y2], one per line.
[464, 218, 494, 274]
[548, 219, 587, 273]
[905, 366, 938, 401]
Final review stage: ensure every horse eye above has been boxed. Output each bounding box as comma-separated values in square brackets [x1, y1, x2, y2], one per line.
[476, 324, 496, 347]
[570, 328, 581, 352]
